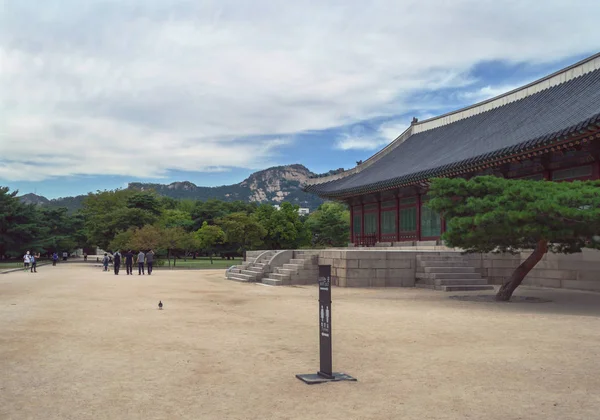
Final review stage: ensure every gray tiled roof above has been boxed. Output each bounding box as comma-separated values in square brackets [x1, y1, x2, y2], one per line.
[306, 65, 600, 198]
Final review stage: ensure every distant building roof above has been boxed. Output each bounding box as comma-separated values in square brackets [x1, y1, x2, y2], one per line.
[305, 53, 600, 198]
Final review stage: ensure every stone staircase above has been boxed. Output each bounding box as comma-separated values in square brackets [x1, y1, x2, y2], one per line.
[415, 253, 494, 292]
[261, 251, 319, 286]
[226, 250, 277, 282]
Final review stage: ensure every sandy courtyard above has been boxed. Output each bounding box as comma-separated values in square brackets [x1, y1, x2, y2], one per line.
[1, 265, 600, 420]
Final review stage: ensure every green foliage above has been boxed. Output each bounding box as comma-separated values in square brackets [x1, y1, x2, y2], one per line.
[126, 192, 162, 216]
[304, 202, 350, 247]
[427, 176, 600, 254]
[158, 209, 194, 230]
[195, 222, 225, 263]
[0, 187, 85, 257]
[217, 212, 266, 252]
[81, 189, 158, 250]
[254, 202, 309, 249]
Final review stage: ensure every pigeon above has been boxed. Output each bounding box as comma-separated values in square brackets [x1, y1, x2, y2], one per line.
[158, 301, 163, 310]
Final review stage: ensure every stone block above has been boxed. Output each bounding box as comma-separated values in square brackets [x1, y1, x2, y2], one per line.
[346, 277, 370, 287]
[332, 258, 343, 267]
[370, 276, 386, 287]
[318, 258, 333, 266]
[346, 259, 359, 268]
[359, 259, 387, 269]
[561, 280, 600, 291]
[375, 269, 388, 278]
[386, 259, 412, 269]
[492, 259, 520, 268]
[336, 268, 347, 279]
[523, 277, 561, 288]
[345, 251, 386, 260]
[528, 269, 576, 280]
[347, 268, 375, 279]
[576, 269, 600, 282]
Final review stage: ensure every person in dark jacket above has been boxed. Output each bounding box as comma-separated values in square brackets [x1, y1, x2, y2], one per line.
[125, 250, 134, 275]
[113, 251, 121, 275]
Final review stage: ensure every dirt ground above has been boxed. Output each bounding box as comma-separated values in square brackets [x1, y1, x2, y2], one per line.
[1, 265, 600, 420]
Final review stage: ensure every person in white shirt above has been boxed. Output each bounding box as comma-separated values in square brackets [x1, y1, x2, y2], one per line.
[23, 251, 31, 272]
[137, 251, 145, 275]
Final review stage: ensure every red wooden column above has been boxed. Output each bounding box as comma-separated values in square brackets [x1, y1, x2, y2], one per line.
[361, 202, 365, 238]
[543, 170, 551, 180]
[395, 194, 400, 243]
[416, 194, 422, 242]
[593, 161, 600, 180]
[377, 199, 382, 242]
[349, 205, 354, 243]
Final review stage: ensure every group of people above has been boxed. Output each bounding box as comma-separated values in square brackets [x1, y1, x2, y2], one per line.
[103, 249, 155, 276]
[23, 252, 62, 272]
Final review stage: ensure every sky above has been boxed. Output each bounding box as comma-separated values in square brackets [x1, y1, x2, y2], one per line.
[1, 0, 600, 199]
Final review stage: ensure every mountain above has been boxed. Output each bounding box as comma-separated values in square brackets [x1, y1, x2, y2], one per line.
[19, 193, 50, 206]
[128, 164, 324, 208]
[18, 164, 329, 212]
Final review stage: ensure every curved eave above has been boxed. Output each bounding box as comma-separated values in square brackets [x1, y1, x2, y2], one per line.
[303, 116, 600, 200]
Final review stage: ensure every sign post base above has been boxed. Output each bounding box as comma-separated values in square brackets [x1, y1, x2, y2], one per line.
[295, 372, 357, 385]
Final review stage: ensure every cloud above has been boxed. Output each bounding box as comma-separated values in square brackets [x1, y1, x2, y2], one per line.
[1, 0, 599, 180]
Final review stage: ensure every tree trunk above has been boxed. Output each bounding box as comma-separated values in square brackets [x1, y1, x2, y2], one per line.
[496, 240, 548, 301]
[173, 254, 177, 267]
[209, 250, 213, 264]
[167, 249, 171, 268]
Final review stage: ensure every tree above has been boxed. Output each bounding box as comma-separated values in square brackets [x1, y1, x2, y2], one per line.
[217, 212, 266, 252]
[158, 209, 194, 230]
[159, 227, 187, 267]
[304, 202, 350, 247]
[0, 187, 47, 257]
[130, 225, 162, 251]
[195, 222, 225, 264]
[190, 199, 227, 230]
[81, 190, 158, 250]
[108, 228, 137, 252]
[126, 192, 162, 216]
[255, 202, 309, 249]
[427, 176, 600, 301]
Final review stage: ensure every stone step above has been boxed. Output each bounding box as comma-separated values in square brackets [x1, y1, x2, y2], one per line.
[262, 278, 283, 286]
[288, 259, 306, 265]
[282, 263, 302, 270]
[245, 267, 263, 274]
[421, 266, 476, 274]
[417, 272, 482, 280]
[239, 270, 259, 280]
[439, 285, 495, 292]
[276, 268, 296, 275]
[415, 283, 436, 290]
[267, 273, 290, 281]
[228, 275, 253, 282]
[253, 262, 267, 268]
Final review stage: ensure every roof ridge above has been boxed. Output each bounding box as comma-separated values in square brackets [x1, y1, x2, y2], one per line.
[413, 52, 600, 134]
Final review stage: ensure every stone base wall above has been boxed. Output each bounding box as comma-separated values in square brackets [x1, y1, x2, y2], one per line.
[474, 249, 600, 292]
[317, 250, 416, 287]
[247, 248, 600, 292]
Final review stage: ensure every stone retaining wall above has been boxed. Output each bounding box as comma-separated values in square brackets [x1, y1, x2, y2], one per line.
[246, 248, 600, 292]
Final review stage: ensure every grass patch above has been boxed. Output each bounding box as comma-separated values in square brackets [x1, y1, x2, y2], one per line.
[156, 257, 242, 269]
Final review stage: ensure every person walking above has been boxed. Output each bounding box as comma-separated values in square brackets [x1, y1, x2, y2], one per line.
[30, 252, 38, 273]
[23, 251, 31, 272]
[62, 251, 68, 261]
[137, 250, 145, 275]
[102, 253, 109, 271]
[146, 249, 154, 275]
[52, 252, 58, 266]
[125, 250, 134, 275]
[113, 250, 121, 275]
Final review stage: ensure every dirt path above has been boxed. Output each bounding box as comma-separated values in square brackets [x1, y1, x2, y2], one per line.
[1, 265, 599, 420]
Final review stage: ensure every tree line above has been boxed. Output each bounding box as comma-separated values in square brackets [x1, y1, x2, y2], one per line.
[0, 186, 350, 263]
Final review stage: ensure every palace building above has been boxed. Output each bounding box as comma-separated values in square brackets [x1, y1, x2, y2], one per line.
[304, 53, 600, 247]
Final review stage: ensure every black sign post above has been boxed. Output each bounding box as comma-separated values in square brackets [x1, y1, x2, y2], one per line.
[296, 265, 356, 385]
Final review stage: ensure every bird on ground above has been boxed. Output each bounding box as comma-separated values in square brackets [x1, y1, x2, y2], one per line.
[158, 301, 163, 310]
